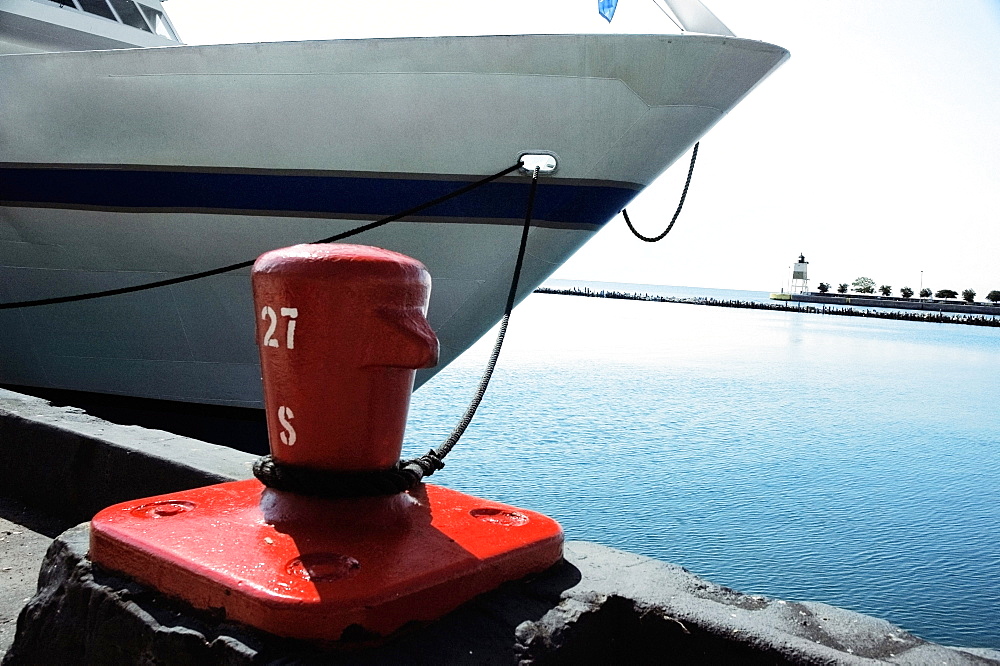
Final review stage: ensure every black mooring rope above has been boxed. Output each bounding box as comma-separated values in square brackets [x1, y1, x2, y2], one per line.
[0, 163, 523, 310]
[623, 142, 698, 243]
[253, 167, 543, 497]
[432, 165, 540, 462]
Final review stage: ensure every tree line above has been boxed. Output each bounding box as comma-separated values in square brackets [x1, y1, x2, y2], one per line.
[815, 278, 1000, 304]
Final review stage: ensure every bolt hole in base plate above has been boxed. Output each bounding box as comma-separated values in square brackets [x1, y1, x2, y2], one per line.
[470, 507, 529, 526]
[90, 480, 562, 641]
[130, 500, 196, 519]
[287, 553, 361, 583]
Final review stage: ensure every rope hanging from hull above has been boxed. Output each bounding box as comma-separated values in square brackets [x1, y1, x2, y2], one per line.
[623, 142, 699, 242]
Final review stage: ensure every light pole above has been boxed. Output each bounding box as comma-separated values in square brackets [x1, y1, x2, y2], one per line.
[920, 270, 923, 299]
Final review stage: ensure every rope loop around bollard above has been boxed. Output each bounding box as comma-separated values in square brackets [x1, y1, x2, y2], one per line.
[252, 454, 441, 498]
[253, 167, 542, 497]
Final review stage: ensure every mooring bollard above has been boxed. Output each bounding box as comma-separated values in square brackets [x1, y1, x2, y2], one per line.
[89, 243, 563, 642]
[253, 244, 438, 471]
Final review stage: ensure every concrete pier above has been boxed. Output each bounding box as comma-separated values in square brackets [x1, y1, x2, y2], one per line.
[781, 293, 1000, 316]
[2, 389, 998, 664]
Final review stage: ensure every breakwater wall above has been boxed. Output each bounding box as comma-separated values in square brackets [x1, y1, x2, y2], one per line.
[791, 293, 1000, 316]
[534, 287, 1000, 328]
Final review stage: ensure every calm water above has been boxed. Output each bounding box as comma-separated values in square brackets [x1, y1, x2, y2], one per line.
[404, 283, 1000, 649]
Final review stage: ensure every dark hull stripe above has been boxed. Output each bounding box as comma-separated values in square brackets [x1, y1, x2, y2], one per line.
[0, 167, 639, 230]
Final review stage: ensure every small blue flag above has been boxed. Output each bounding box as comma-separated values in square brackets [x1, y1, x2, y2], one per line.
[598, 0, 618, 22]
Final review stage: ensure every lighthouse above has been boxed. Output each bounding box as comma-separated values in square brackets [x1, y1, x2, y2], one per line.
[791, 254, 809, 294]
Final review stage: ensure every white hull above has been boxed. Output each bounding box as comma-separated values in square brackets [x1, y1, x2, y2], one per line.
[0, 34, 787, 407]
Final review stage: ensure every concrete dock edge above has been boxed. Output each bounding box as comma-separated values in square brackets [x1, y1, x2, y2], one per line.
[0, 389, 255, 522]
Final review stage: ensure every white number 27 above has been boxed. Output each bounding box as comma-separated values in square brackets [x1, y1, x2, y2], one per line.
[261, 306, 299, 349]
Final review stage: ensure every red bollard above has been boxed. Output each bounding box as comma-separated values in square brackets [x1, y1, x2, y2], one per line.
[89, 244, 563, 642]
[253, 244, 438, 471]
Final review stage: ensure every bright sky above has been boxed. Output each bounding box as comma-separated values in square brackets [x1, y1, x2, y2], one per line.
[164, 0, 1000, 295]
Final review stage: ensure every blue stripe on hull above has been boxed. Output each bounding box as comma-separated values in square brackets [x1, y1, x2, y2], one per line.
[0, 167, 638, 230]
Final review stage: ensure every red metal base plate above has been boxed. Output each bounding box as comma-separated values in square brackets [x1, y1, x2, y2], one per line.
[90, 480, 563, 641]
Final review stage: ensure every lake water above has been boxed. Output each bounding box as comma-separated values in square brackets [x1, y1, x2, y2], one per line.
[404, 282, 1000, 649]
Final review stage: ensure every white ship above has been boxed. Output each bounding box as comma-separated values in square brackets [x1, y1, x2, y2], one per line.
[0, 0, 788, 408]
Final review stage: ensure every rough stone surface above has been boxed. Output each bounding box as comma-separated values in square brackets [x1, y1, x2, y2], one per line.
[0, 497, 77, 658]
[0, 389, 255, 523]
[4, 527, 998, 666]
